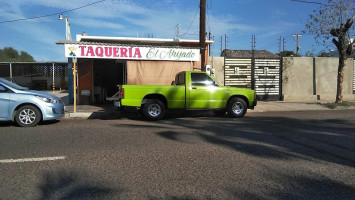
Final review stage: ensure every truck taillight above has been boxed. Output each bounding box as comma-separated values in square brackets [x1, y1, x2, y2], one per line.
[120, 88, 125, 99]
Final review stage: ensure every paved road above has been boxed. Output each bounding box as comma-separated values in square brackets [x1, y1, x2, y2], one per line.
[1, 110, 355, 200]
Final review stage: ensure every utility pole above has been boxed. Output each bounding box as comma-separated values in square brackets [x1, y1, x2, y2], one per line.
[292, 34, 302, 56]
[208, 32, 211, 56]
[220, 35, 223, 55]
[251, 35, 256, 90]
[278, 36, 282, 52]
[200, 0, 206, 71]
[283, 37, 286, 52]
[225, 34, 228, 50]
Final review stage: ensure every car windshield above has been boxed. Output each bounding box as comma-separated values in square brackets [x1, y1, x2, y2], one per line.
[0, 78, 28, 90]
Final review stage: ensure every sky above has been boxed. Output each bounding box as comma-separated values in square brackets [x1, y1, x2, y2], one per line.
[0, 0, 333, 62]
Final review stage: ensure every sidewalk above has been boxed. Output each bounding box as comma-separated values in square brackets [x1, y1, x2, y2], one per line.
[63, 101, 355, 119]
[52, 90, 354, 119]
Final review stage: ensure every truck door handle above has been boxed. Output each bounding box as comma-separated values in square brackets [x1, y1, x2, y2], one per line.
[192, 87, 197, 89]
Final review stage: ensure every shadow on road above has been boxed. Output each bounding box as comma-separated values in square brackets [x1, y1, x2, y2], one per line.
[119, 112, 355, 169]
[38, 170, 123, 200]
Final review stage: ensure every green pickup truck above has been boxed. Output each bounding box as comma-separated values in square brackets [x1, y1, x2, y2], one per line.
[109, 71, 257, 120]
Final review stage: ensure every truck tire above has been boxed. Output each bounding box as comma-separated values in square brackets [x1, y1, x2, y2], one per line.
[227, 97, 247, 118]
[142, 99, 166, 120]
[15, 105, 42, 127]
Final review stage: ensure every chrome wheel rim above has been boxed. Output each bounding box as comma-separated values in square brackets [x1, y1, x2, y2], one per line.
[19, 109, 36, 125]
[232, 102, 244, 115]
[148, 103, 161, 117]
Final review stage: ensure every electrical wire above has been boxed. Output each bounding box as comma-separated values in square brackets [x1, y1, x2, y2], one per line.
[181, 4, 199, 38]
[289, 0, 331, 6]
[0, 0, 105, 24]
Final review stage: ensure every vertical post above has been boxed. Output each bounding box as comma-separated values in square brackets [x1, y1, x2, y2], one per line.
[292, 34, 302, 56]
[200, 0, 206, 71]
[73, 58, 77, 113]
[208, 32, 211, 57]
[220, 35, 223, 55]
[225, 34, 227, 50]
[251, 35, 256, 90]
[67, 58, 73, 104]
[52, 63, 55, 93]
[9, 62, 12, 79]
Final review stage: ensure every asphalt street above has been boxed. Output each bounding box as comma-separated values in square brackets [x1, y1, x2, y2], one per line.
[0, 110, 355, 199]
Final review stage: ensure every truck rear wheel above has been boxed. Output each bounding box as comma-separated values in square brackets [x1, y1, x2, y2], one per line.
[142, 99, 166, 120]
[227, 97, 247, 118]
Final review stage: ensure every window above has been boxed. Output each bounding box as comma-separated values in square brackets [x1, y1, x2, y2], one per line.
[0, 85, 8, 93]
[191, 73, 215, 86]
[175, 72, 185, 85]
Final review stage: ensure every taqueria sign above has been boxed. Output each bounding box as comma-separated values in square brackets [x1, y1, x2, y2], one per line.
[65, 44, 200, 61]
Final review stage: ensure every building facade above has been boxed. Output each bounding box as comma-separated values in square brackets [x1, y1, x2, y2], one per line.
[57, 35, 212, 104]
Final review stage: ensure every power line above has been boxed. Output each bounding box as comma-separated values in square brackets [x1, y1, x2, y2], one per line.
[0, 0, 105, 24]
[289, 0, 332, 6]
[181, 4, 199, 38]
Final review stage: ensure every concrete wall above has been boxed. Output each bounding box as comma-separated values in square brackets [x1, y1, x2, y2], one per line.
[208, 57, 224, 85]
[282, 57, 355, 102]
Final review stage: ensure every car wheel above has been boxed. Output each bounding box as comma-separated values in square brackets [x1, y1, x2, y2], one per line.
[227, 97, 247, 118]
[15, 105, 41, 127]
[142, 99, 166, 120]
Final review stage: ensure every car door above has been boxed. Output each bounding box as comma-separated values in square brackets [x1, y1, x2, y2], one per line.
[0, 84, 10, 119]
[187, 73, 225, 109]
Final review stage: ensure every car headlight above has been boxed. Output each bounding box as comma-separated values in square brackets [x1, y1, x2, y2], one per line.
[36, 95, 58, 103]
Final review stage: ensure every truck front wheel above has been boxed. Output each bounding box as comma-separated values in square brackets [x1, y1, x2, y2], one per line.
[142, 99, 166, 120]
[227, 97, 247, 118]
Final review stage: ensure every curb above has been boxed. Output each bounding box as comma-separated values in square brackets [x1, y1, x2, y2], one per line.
[63, 104, 355, 119]
[64, 112, 93, 118]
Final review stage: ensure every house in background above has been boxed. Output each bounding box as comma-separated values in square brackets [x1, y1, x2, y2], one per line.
[221, 49, 281, 100]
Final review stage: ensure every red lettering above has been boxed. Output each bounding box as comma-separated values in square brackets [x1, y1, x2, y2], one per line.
[105, 47, 112, 57]
[96, 47, 103, 57]
[79, 46, 86, 56]
[113, 47, 119, 57]
[129, 47, 132, 57]
[134, 48, 142, 58]
[86, 46, 94, 56]
[121, 48, 128, 57]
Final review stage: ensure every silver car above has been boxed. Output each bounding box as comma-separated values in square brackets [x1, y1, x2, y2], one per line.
[0, 78, 65, 127]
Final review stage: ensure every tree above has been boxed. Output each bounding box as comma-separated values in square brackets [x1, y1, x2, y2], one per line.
[304, 0, 354, 103]
[277, 50, 298, 57]
[318, 50, 330, 57]
[0, 47, 35, 62]
[305, 51, 315, 57]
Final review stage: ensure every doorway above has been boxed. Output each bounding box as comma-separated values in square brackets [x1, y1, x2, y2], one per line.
[93, 59, 126, 104]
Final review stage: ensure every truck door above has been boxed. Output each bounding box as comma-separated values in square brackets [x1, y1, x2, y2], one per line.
[187, 73, 225, 109]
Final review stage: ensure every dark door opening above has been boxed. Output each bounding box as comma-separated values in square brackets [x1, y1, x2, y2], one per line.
[93, 59, 126, 104]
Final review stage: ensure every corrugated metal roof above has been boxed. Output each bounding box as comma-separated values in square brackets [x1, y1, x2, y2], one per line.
[56, 35, 213, 49]
[55, 40, 200, 49]
[221, 49, 280, 59]
[76, 35, 213, 44]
